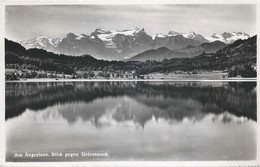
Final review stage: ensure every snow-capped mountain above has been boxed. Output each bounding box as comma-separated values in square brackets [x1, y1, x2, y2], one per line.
[206, 32, 250, 44]
[56, 27, 153, 60]
[56, 32, 108, 58]
[152, 33, 168, 39]
[153, 31, 209, 43]
[152, 31, 250, 45]
[20, 36, 61, 52]
[90, 27, 145, 49]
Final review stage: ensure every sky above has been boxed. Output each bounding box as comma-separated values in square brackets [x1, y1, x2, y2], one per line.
[5, 4, 257, 41]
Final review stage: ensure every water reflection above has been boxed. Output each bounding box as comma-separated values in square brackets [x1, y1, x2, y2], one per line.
[6, 81, 257, 124]
[5, 81, 257, 161]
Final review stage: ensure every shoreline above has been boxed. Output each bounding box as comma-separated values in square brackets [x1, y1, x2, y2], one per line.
[6, 69, 257, 82]
[5, 78, 257, 83]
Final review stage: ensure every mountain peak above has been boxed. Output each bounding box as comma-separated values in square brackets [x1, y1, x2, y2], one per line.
[66, 32, 77, 38]
[182, 31, 197, 39]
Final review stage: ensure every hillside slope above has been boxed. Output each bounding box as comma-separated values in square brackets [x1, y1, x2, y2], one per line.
[129, 41, 227, 61]
[212, 35, 257, 77]
[5, 39, 115, 74]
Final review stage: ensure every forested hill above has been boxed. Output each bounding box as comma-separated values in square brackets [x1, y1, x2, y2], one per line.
[5, 39, 118, 74]
[210, 35, 256, 77]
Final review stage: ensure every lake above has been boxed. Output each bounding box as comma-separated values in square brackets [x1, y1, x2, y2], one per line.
[5, 81, 257, 161]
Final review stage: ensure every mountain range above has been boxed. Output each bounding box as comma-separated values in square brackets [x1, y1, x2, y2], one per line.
[206, 32, 250, 44]
[20, 36, 61, 53]
[19, 27, 250, 61]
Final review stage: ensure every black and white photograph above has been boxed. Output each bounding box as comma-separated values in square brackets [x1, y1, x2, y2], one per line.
[1, 0, 259, 165]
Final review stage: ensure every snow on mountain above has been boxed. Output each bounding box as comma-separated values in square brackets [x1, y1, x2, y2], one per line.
[152, 31, 209, 43]
[112, 27, 144, 36]
[152, 33, 167, 40]
[55, 27, 153, 60]
[20, 36, 61, 50]
[158, 31, 251, 44]
[75, 34, 87, 40]
[181, 32, 209, 43]
[181, 31, 197, 39]
[152, 31, 182, 39]
[206, 32, 250, 44]
[90, 27, 144, 49]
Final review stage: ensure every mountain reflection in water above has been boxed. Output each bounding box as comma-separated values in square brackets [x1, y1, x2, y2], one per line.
[6, 81, 256, 125]
[6, 81, 257, 161]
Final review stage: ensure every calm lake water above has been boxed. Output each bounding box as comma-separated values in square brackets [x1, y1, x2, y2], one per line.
[5, 81, 257, 161]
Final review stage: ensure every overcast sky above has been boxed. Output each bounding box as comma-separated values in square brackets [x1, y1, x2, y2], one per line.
[5, 4, 256, 41]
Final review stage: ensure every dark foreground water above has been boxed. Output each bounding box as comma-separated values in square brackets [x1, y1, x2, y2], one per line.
[5, 81, 257, 161]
